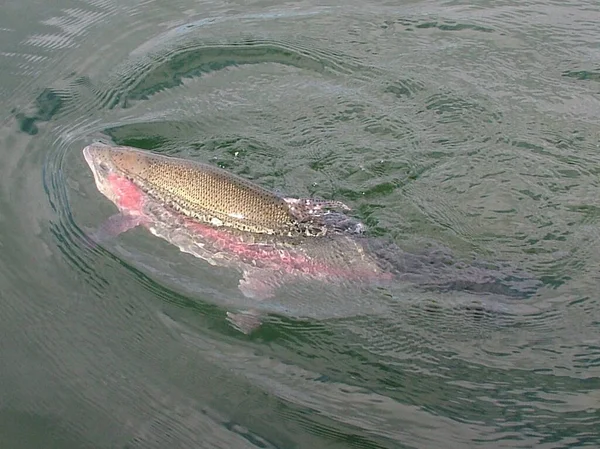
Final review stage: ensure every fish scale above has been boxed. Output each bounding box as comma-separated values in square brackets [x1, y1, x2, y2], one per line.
[98, 145, 310, 235]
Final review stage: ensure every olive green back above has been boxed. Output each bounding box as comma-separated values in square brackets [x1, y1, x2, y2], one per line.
[106, 146, 297, 235]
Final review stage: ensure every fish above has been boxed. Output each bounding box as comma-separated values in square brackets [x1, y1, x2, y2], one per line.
[84, 143, 357, 238]
[83, 143, 541, 332]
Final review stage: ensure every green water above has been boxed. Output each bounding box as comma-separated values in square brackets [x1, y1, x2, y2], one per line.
[1, 1, 599, 448]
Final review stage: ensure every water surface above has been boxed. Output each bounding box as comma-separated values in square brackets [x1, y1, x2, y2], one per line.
[1, 0, 600, 447]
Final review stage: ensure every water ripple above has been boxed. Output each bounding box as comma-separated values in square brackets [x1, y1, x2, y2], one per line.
[3, 1, 599, 447]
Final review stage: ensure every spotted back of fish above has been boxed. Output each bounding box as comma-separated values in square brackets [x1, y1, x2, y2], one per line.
[89, 144, 302, 235]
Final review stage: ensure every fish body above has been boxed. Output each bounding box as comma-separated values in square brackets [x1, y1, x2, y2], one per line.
[83, 144, 391, 330]
[84, 143, 356, 238]
[83, 143, 540, 332]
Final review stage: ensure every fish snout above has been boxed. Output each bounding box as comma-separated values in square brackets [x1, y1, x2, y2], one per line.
[83, 143, 117, 186]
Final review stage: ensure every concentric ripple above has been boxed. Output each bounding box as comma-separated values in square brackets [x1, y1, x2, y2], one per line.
[43, 6, 600, 448]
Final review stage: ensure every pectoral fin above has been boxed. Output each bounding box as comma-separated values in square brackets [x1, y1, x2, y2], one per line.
[88, 213, 146, 245]
[225, 271, 281, 334]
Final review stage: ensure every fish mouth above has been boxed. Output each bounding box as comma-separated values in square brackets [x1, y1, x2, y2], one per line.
[83, 143, 116, 194]
[82, 145, 96, 170]
[83, 144, 102, 187]
[83, 142, 109, 165]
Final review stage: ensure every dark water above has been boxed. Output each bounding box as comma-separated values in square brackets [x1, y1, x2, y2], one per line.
[2, 0, 600, 447]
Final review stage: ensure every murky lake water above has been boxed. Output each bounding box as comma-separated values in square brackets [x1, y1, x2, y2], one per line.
[1, 0, 600, 447]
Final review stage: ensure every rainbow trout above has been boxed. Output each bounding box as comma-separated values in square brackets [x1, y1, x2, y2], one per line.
[83, 143, 540, 332]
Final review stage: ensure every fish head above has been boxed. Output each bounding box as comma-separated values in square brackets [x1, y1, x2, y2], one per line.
[83, 143, 148, 209]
